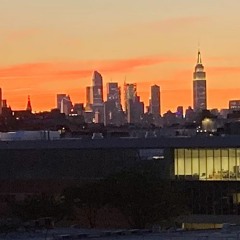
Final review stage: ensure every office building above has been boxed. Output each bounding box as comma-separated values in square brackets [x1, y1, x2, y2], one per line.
[150, 85, 161, 116]
[57, 94, 66, 110]
[106, 82, 121, 104]
[92, 71, 103, 105]
[124, 83, 137, 112]
[229, 100, 240, 111]
[193, 51, 207, 111]
[60, 95, 73, 115]
[85, 86, 93, 111]
[127, 96, 144, 124]
[104, 82, 124, 126]
[0, 88, 2, 115]
[92, 71, 104, 123]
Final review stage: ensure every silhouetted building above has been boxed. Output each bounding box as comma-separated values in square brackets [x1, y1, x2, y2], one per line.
[72, 103, 84, 116]
[107, 82, 120, 103]
[85, 86, 93, 111]
[92, 71, 104, 123]
[92, 71, 103, 105]
[150, 85, 161, 116]
[185, 106, 196, 122]
[124, 83, 137, 113]
[176, 106, 184, 119]
[56, 94, 66, 110]
[26, 95, 32, 112]
[163, 110, 177, 126]
[2, 99, 7, 108]
[0, 88, 2, 115]
[104, 82, 124, 126]
[229, 100, 240, 111]
[60, 95, 73, 115]
[127, 96, 144, 124]
[193, 50, 207, 111]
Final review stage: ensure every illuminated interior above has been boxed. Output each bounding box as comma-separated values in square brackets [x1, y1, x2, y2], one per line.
[174, 148, 240, 180]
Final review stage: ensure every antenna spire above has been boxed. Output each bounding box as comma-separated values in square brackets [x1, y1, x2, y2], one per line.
[197, 50, 202, 64]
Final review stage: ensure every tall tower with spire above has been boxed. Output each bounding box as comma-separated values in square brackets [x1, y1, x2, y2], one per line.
[193, 50, 207, 111]
[26, 95, 32, 112]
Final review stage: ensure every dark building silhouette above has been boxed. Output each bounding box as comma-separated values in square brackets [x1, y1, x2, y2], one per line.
[150, 85, 161, 116]
[92, 71, 104, 123]
[85, 86, 93, 111]
[229, 100, 240, 111]
[124, 83, 137, 113]
[127, 96, 144, 124]
[26, 95, 32, 112]
[104, 82, 124, 126]
[56, 94, 66, 110]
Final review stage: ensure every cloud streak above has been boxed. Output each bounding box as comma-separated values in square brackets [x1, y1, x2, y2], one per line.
[0, 55, 185, 80]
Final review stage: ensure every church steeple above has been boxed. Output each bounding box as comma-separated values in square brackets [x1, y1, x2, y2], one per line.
[26, 95, 32, 112]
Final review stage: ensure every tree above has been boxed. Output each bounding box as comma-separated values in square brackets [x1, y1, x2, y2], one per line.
[104, 170, 188, 228]
[63, 181, 106, 228]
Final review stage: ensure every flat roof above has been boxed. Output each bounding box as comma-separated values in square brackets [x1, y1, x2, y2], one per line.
[0, 136, 240, 150]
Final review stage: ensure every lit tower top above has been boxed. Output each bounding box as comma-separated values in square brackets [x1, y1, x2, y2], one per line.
[193, 50, 207, 111]
[194, 50, 205, 78]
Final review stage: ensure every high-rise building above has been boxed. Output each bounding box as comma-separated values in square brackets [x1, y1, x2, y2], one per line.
[107, 82, 120, 103]
[85, 86, 93, 111]
[92, 71, 103, 105]
[92, 71, 104, 123]
[26, 95, 32, 112]
[124, 83, 137, 112]
[127, 96, 144, 124]
[60, 95, 73, 115]
[0, 88, 2, 115]
[150, 85, 161, 116]
[57, 94, 67, 110]
[193, 50, 207, 111]
[104, 82, 124, 126]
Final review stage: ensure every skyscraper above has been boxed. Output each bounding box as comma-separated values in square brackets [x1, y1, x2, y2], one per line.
[107, 82, 120, 103]
[193, 50, 207, 111]
[26, 95, 32, 112]
[60, 95, 73, 115]
[85, 86, 93, 111]
[150, 85, 161, 116]
[124, 83, 137, 112]
[92, 71, 103, 105]
[57, 94, 67, 110]
[92, 71, 104, 123]
[0, 88, 2, 115]
[104, 82, 124, 126]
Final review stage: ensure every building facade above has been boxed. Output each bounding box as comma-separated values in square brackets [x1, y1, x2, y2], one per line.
[229, 100, 240, 111]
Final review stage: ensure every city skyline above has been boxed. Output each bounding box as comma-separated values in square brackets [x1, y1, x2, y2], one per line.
[1, 0, 240, 113]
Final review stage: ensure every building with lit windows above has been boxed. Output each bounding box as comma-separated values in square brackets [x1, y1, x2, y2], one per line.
[229, 100, 240, 111]
[1, 136, 240, 215]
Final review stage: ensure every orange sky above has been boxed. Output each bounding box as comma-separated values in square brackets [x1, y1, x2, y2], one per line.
[1, 0, 240, 113]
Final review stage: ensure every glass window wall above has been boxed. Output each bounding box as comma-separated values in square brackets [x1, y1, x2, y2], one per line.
[174, 148, 240, 181]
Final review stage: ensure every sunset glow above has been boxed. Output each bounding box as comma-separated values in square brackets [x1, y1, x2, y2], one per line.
[1, 0, 240, 113]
